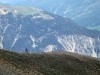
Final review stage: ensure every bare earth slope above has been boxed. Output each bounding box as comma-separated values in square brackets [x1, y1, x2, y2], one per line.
[0, 49, 100, 75]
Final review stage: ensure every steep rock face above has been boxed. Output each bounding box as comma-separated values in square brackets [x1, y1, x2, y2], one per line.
[0, 5, 100, 58]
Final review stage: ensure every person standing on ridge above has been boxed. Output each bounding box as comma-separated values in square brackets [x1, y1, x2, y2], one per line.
[25, 48, 29, 53]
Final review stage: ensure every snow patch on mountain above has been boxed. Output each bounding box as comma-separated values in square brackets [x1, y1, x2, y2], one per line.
[57, 35, 97, 57]
[11, 34, 21, 47]
[18, 24, 22, 31]
[30, 35, 37, 48]
[44, 45, 56, 52]
[14, 10, 18, 13]
[3, 24, 10, 34]
[0, 36, 3, 49]
[0, 8, 9, 15]
[58, 35, 76, 53]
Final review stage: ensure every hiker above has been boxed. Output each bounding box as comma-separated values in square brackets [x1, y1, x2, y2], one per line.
[25, 48, 29, 53]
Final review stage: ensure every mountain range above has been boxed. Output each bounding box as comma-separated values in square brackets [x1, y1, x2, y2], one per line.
[0, 4, 100, 58]
[2, 0, 99, 31]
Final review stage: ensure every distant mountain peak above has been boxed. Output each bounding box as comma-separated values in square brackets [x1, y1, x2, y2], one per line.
[0, 4, 54, 20]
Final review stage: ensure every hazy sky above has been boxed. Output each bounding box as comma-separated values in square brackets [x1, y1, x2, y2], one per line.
[0, 0, 12, 3]
[0, 0, 23, 3]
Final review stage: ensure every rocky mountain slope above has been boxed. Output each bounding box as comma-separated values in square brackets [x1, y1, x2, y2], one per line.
[0, 4, 100, 58]
[0, 49, 100, 75]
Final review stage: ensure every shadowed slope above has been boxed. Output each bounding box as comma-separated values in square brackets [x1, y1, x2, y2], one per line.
[0, 49, 100, 75]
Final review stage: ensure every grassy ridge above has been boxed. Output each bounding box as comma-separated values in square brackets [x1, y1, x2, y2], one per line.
[0, 49, 100, 75]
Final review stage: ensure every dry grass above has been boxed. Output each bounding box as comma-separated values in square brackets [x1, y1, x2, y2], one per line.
[0, 49, 100, 75]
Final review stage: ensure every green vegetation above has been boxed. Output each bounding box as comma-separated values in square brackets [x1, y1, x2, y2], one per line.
[0, 49, 100, 75]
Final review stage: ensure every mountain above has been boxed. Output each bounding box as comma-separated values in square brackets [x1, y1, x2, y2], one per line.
[11, 0, 100, 30]
[0, 49, 100, 75]
[0, 4, 100, 58]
